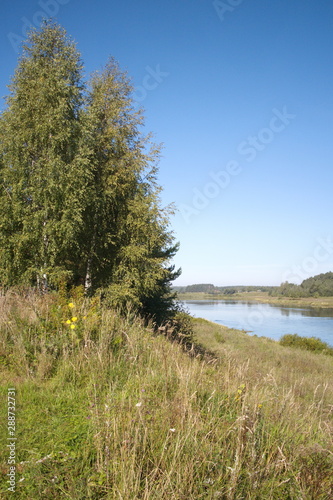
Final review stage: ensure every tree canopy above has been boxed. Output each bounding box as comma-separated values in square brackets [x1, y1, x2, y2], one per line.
[273, 272, 333, 298]
[0, 21, 180, 321]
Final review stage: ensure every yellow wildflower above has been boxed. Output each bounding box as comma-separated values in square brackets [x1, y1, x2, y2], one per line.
[70, 324, 76, 330]
[65, 319, 71, 325]
[71, 317, 78, 322]
[68, 302, 75, 309]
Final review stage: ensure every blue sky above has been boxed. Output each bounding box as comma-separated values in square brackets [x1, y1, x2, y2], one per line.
[1, 0, 333, 286]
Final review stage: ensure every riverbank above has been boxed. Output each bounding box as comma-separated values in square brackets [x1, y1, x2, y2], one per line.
[1, 292, 332, 498]
[178, 290, 333, 309]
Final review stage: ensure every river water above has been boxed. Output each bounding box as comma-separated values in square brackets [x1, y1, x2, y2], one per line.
[183, 300, 333, 347]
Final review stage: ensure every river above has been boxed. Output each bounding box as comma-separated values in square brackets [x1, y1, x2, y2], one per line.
[183, 300, 333, 347]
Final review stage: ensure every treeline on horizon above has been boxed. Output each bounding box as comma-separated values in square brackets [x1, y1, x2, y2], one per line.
[174, 283, 274, 294]
[0, 21, 180, 324]
[175, 271, 333, 298]
[272, 271, 333, 298]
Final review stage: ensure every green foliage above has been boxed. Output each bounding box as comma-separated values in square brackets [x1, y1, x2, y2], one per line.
[279, 333, 333, 355]
[0, 21, 85, 290]
[184, 283, 215, 293]
[273, 272, 333, 298]
[301, 271, 333, 296]
[171, 310, 195, 343]
[0, 22, 179, 321]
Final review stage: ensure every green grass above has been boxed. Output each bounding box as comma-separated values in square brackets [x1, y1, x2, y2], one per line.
[1, 292, 333, 498]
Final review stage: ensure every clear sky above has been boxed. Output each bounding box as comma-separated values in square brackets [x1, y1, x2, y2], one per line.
[1, 0, 333, 286]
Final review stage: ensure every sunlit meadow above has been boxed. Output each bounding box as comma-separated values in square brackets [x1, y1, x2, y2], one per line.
[0, 290, 332, 498]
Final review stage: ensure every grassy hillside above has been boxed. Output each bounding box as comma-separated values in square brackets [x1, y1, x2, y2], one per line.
[1, 291, 333, 499]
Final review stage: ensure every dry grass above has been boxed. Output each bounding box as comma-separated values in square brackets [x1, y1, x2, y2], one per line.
[0, 292, 332, 498]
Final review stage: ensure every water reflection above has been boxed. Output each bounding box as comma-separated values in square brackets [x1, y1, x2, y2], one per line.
[280, 309, 290, 317]
[183, 300, 333, 346]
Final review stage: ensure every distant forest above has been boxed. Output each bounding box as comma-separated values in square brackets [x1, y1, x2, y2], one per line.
[175, 272, 333, 298]
[272, 272, 333, 298]
[174, 284, 274, 295]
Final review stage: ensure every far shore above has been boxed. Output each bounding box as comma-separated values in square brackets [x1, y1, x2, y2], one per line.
[177, 290, 333, 309]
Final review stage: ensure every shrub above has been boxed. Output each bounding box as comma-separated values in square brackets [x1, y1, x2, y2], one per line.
[279, 333, 333, 355]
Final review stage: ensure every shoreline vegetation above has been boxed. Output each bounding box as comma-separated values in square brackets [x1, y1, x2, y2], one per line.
[1, 290, 333, 498]
[177, 290, 333, 309]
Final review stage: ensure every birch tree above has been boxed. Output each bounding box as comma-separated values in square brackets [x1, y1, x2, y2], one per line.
[0, 22, 180, 321]
[0, 21, 86, 289]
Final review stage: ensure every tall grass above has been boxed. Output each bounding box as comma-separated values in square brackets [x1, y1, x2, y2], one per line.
[0, 292, 332, 498]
